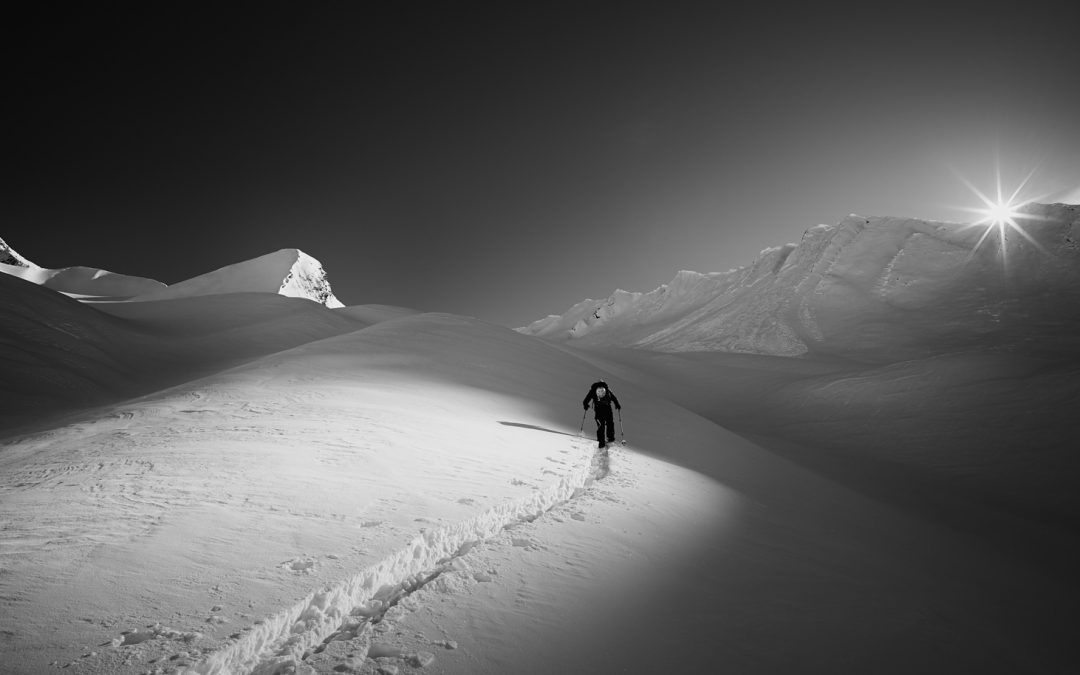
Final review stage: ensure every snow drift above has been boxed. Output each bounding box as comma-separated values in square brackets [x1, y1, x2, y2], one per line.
[521, 203, 1080, 361]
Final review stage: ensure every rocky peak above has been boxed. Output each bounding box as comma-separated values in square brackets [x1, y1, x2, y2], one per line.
[0, 237, 37, 268]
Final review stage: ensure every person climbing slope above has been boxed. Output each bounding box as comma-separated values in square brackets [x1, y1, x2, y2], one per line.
[582, 380, 621, 449]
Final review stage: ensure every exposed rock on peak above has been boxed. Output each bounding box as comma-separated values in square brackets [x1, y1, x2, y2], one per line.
[279, 250, 345, 308]
[1, 236, 39, 268]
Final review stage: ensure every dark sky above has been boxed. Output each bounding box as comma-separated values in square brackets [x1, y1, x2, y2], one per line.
[6, 3, 1080, 326]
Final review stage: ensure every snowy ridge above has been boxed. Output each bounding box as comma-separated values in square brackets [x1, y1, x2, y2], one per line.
[192, 444, 605, 674]
[1, 235, 167, 299]
[525, 270, 735, 342]
[1, 238, 344, 307]
[519, 203, 1080, 360]
[1, 236, 38, 268]
[132, 249, 344, 308]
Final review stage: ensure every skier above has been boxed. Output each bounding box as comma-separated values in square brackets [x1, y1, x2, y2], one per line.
[582, 380, 621, 449]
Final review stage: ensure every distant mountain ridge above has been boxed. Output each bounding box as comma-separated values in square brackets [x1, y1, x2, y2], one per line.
[519, 203, 1080, 361]
[1, 236, 167, 298]
[0, 238, 344, 308]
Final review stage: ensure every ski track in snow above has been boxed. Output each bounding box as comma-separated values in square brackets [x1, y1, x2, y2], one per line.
[186, 441, 611, 675]
[0, 368, 613, 675]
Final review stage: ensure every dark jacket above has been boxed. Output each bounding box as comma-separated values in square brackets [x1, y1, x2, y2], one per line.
[583, 381, 621, 415]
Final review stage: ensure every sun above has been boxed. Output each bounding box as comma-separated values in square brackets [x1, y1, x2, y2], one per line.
[951, 164, 1048, 266]
[970, 195, 1032, 256]
[983, 200, 1021, 227]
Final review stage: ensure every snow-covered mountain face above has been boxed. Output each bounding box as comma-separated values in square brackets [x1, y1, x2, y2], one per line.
[129, 248, 344, 308]
[280, 250, 345, 308]
[1, 237, 344, 308]
[1, 236, 168, 298]
[520, 203, 1080, 361]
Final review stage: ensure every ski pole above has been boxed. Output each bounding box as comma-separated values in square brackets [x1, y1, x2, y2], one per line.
[578, 409, 588, 438]
[618, 408, 626, 445]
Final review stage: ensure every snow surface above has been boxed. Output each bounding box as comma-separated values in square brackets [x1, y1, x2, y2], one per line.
[1, 306, 744, 674]
[3, 218, 1080, 674]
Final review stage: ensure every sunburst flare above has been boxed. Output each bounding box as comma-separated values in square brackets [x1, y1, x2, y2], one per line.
[950, 164, 1049, 269]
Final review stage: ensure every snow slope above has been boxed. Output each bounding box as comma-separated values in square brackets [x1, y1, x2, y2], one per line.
[4, 213, 1080, 673]
[2, 308, 1078, 674]
[521, 203, 1080, 360]
[129, 249, 345, 308]
[0, 312, 725, 674]
[1, 236, 166, 299]
[576, 345, 1080, 561]
[0, 273, 375, 432]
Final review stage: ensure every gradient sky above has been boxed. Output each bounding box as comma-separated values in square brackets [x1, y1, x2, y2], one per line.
[6, 3, 1080, 326]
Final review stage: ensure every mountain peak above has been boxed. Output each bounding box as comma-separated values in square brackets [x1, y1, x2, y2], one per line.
[0, 236, 38, 269]
[281, 249, 345, 308]
[131, 248, 344, 307]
